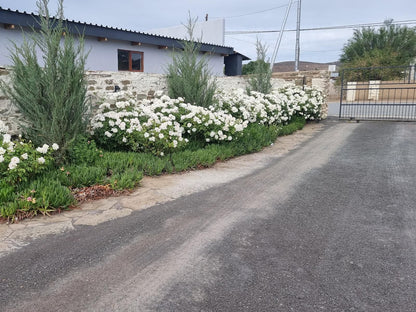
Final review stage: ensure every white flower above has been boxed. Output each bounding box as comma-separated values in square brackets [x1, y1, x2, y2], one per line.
[160, 152, 164, 156]
[21, 153, 28, 160]
[37, 157, 45, 164]
[158, 133, 164, 139]
[0, 155, 4, 163]
[104, 131, 112, 138]
[7, 142, 15, 152]
[36, 144, 49, 154]
[8, 156, 20, 170]
[52, 143, 59, 150]
[0, 147, 5, 155]
[122, 137, 127, 143]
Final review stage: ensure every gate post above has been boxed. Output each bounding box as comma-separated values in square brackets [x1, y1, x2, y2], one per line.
[339, 70, 344, 118]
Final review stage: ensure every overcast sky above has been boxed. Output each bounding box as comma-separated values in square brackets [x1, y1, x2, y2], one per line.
[2, 0, 416, 64]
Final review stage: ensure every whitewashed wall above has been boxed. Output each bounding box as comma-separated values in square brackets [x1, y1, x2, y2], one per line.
[0, 26, 225, 76]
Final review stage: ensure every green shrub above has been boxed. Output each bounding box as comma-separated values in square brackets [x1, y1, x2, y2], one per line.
[67, 136, 102, 165]
[0, 0, 89, 161]
[0, 182, 16, 203]
[246, 39, 272, 95]
[166, 14, 217, 108]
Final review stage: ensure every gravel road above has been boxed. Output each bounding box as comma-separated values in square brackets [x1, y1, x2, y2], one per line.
[1, 120, 415, 312]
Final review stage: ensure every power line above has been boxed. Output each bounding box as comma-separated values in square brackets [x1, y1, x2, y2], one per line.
[270, 0, 294, 70]
[225, 19, 416, 35]
[227, 36, 257, 44]
[213, 3, 288, 19]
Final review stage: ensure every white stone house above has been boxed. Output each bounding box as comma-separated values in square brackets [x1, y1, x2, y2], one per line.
[0, 7, 248, 76]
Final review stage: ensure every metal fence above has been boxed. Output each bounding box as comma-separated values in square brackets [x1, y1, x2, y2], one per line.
[339, 65, 416, 121]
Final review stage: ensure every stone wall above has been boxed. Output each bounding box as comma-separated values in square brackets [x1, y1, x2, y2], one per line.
[0, 68, 17, 134]
[84, 71, 291, 97]
[272, 70, 330, 91]
[0, 68, 330, 135]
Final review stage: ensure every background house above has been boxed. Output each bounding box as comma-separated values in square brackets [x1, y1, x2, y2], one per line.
[0, 7, 248, 76]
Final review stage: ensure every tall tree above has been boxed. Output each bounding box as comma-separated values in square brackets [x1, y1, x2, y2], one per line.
[340, 20, 416, 80]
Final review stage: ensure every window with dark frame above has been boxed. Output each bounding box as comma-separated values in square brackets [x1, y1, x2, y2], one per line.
[117, 49, 143, 72]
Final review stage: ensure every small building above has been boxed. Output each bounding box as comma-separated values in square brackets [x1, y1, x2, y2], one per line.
[0, 7, 248, 76]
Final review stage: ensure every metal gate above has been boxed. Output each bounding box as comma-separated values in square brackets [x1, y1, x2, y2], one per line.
[339, 65, 416, 121]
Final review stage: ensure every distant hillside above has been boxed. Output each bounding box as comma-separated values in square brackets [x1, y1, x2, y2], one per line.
[272, 61, 340, 72]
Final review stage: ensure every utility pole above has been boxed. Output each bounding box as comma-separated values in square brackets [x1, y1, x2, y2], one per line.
[295, 0, 301, 71]
[270, 0, 294, 71]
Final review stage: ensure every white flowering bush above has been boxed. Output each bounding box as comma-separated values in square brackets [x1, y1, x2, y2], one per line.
[90, 86, 324, 155]
[90, 92, 247, 155]
[0, 133, 59, 185]
[213, 86, 324, 125]
[213, 89, 288, 125]
[278, 86, 325, 121]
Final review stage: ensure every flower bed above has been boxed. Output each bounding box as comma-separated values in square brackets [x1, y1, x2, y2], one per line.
[0, 86, 325, 221]
[90, 86, 324, 155]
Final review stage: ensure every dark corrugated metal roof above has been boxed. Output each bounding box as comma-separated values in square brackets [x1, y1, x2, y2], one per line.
[0, 7, 240, 56]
